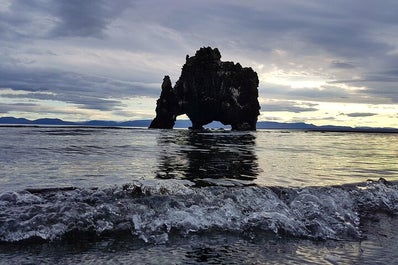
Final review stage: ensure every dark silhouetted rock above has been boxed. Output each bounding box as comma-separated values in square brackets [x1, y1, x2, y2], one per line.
[149, 47, 260, 130]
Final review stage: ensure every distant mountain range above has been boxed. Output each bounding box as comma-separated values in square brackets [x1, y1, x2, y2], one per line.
[1, 116, 398, 133]
[0, 117, 153, 127]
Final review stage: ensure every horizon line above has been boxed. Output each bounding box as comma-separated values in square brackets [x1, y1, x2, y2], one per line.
[1, 116, 398, 133]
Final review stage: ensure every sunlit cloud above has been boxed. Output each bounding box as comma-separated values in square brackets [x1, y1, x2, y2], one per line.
[261, 70, 327, 89]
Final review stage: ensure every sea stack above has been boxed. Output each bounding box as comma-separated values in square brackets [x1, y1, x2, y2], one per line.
[149, 47, 260, 130]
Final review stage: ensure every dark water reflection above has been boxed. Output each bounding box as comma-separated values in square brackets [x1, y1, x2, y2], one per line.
[156, 130, 259, 185]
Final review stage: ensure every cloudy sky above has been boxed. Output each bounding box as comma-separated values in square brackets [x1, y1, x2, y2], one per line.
[1, 0, 398, 128]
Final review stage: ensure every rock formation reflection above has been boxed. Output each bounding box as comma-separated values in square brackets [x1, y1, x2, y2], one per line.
[156, 130, 259, 186]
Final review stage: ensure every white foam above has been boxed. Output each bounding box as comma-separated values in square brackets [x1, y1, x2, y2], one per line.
[0, 180, 397, 243]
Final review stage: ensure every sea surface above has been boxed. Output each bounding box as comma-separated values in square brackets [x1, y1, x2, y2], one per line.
[1, 126, 398, 264]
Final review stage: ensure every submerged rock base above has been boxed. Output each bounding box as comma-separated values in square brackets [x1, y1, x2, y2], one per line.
[149, 47, 260, 130]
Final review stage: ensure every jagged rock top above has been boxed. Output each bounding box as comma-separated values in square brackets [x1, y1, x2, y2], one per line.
[186, 47, 222, 64]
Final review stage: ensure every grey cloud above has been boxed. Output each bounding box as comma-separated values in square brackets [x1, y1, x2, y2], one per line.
[0, 102, 90, 116]
[0, 103, 36, 114]
[0, 0, 57, 40]
[262, 102, 318, 113]
[66, 96, 121, 111]
[366, 69, 398, 84]
[304, 24, 392, 58]
[49, 0, 132, 38]
[263, 77, 396, 106]
[0, 102, 41, 114]
[2, 91, 124, 111]
[330, 65, 398, 103]
[363, 86, 398, 103]
[1, 0, 133, 40]
[330, 61, 356, 69]
[380, 69, 398, 77]
[4, 0, 398, 58]
[0, 67, 160, 111]
[342, 112, 377, 118]
[158, 1, 397, 58]
[1, 92, 57, 101]
[0, 67, 159, 95]
[320, 116, 338, 121]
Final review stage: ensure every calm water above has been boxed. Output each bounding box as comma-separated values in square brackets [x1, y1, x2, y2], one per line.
[1, 126, 398, 264]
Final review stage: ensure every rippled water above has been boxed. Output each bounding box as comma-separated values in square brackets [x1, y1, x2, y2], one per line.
[1, 126, 398, 264]
[1, 127, 397, 192]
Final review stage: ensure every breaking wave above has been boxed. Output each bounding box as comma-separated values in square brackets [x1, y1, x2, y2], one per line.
[1, 179, 397, 244]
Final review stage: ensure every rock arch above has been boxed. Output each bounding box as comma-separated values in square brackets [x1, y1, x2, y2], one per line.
[149, 47, 260, 130]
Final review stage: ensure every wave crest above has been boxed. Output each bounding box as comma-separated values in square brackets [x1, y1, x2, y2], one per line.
[0, 179, 397, 244]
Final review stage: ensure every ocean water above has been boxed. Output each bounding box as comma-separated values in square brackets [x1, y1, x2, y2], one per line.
[1, 126, 398, 264]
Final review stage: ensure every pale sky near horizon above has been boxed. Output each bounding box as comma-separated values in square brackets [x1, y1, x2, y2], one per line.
[1, 0, 398, 128]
